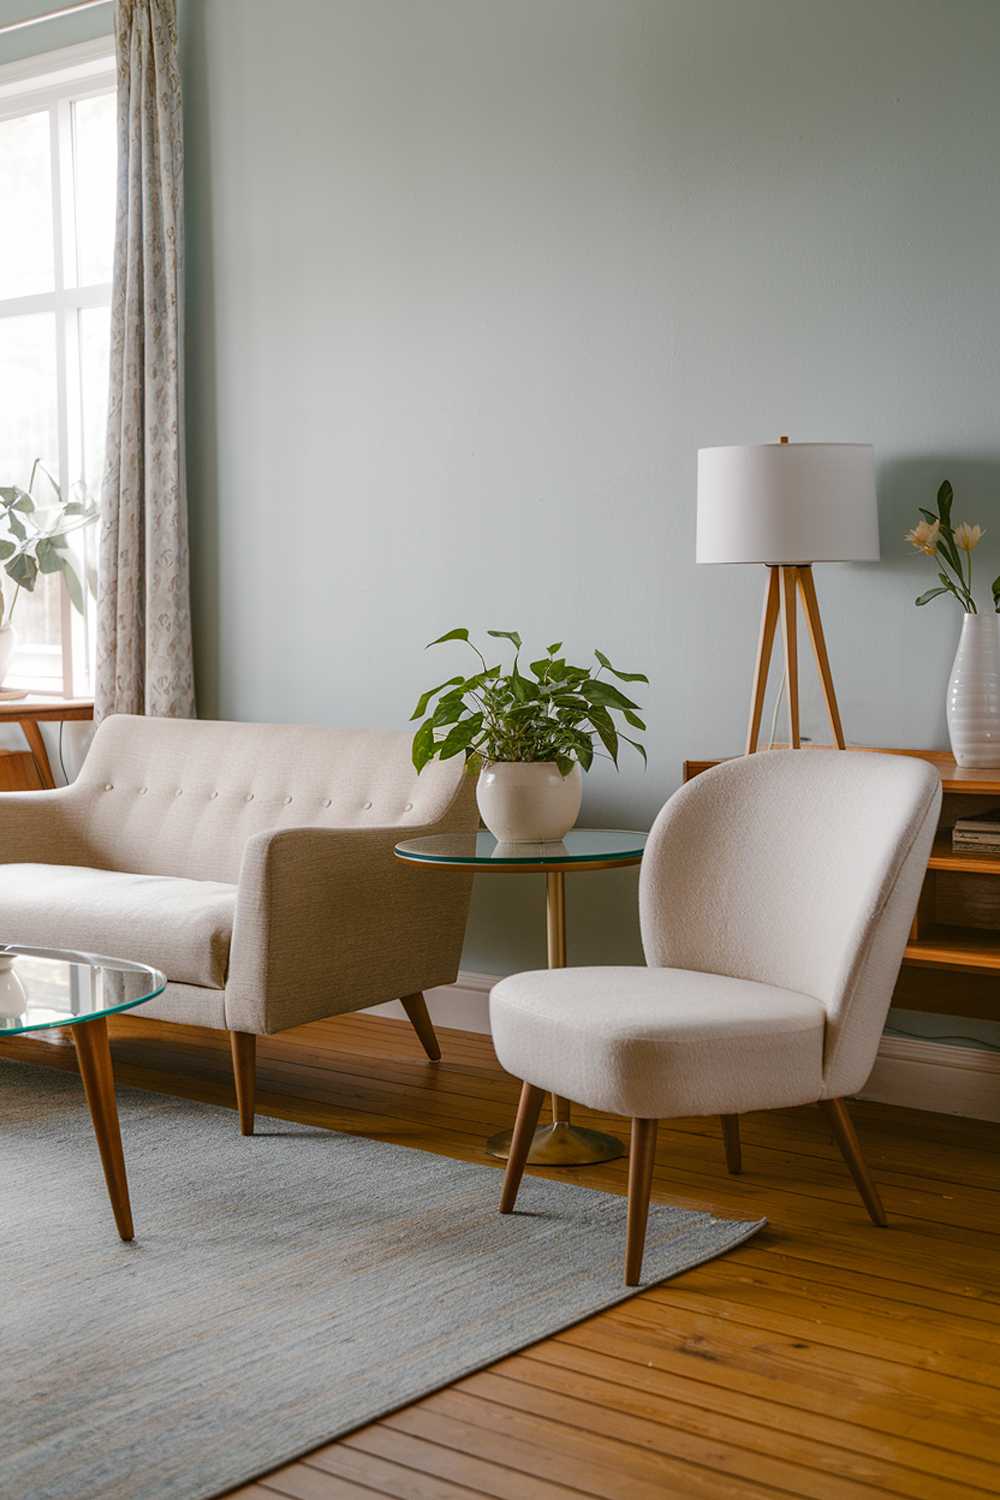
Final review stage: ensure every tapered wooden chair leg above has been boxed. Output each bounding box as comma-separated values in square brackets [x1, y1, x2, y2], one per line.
[721, 1114, 742, 1174]
[499, 1083, 545, 1213]
[400, 991, 441, 1061]
[230, 1031, 256, 1136]
[821, 1097, 888, 1226]
[625, 1118, 658, 1286]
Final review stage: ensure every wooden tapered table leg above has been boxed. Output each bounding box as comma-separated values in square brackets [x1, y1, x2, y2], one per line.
[486, 870, 625, 1167]
[19, 717, 56, 789]
[72, 1017, 134, 1241]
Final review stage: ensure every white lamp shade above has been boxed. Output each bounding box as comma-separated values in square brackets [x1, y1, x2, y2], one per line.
[696, 442, 880, 565]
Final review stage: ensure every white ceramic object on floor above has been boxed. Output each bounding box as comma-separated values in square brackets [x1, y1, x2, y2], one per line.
[0, 954, 26, 1020]
[0, 624, 16, 688]
[947, 613, 1000, 767]
[476, 761, 583, 842]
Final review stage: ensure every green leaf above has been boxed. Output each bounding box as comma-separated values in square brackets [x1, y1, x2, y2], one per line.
[486, 629, 522, 649]
[0, 540, 15, 561]
[624, 709, 646, 731]
[438, 715, 483, 760]
[411, 720, 435, 772]
[621, 734, 647, 766]
[529, 657, 551, 680]
[12, 490, 34, 513]
[5, 512, 26, 543]
[410, 675, 464, 721]
[427, 627, 469, 647]
[915, 586, 950, 606]
[36, 537, 62, 574]
[546, 641, 562, 655]
[59, 555, 84, 613]
[0, 487, 18, 507]
[555, 755, 575, 777]
[937, 481, 954, 524]
[918, 508, 938, 526]
[582, 677, 641, 712]
[594, 649, 649, 684]
[992, 575, 1000, 611]
[588, 704, 619, 766]
[5, 551, 37, 591]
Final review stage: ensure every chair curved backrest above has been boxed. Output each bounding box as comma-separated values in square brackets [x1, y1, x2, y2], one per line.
[638, 750, 941, 1097]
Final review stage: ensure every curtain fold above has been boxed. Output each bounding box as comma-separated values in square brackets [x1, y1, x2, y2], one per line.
[95, 0, 195, 720]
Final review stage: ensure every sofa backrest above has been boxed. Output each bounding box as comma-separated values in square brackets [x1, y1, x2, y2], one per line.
[72, 715, 476, 883]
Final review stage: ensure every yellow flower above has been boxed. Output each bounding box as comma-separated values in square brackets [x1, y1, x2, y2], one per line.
[905, 518, 940, 556]
[955, 521, 985, 552]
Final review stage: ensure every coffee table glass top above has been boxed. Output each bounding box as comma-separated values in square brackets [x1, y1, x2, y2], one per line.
[0, 946, 166, 1035]
[395, 829, 647, 867]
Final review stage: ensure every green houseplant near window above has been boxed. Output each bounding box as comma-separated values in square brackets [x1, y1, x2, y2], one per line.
[411, 629, 648, 842]
[0, 460, 98, 688]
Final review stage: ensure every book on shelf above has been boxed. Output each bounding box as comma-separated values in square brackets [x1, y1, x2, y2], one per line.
[952, 808, 1000, 854]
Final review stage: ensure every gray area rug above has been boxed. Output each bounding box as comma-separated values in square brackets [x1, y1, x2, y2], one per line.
[2, 1056, 764, 1500]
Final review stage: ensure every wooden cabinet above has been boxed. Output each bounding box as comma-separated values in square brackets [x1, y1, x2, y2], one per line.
[684, 748, 1000, 1023]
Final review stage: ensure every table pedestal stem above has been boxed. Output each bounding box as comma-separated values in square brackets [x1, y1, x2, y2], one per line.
[486, 870, 625, 1167]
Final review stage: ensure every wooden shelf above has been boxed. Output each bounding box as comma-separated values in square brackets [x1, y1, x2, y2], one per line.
[904, 924, 1000, 973]
[928, 834, 1000, 875]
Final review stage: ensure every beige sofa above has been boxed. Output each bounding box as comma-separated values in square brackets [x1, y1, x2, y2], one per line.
[0, 715, 477, 1131]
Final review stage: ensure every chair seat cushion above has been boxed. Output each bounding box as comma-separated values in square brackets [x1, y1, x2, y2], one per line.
[490, 966, 826, 1119]
[0, 864, 235, 989]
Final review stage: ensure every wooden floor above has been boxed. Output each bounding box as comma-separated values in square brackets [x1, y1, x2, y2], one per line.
[5, 1011, 1000, 1499]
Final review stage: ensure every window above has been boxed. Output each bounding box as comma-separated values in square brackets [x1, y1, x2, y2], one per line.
[0, 40, 116, 696]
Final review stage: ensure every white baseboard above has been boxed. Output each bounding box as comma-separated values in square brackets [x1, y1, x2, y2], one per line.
[369, 971, 1000, 1123]
[859, 1033, 1000, 1123]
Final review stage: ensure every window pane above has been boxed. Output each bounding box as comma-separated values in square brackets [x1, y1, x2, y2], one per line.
[0, 313, 62, 672]
[0, 111, 55, 300]
[72, 92, 116, 287]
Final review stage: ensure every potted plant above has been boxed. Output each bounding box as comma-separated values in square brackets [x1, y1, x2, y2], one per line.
[0, 461, 99, 689]
[411, 628, 648, 841]
[906, 480, 1000, 767]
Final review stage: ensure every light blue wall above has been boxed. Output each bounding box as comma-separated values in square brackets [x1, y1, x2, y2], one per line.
[178, 0, 1000, 1002]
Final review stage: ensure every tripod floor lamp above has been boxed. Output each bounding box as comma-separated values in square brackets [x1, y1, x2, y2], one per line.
[697, 440, 880, 754]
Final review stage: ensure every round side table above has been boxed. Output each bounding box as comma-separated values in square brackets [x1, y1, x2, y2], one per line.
[394, 828, 646, 1167]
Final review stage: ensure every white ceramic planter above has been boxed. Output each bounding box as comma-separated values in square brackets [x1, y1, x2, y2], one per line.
[0, 624, 16, 688]
[947, 613, 1000, 768]
[0, 954, 26, 1021]
[476, 761, 583, 842]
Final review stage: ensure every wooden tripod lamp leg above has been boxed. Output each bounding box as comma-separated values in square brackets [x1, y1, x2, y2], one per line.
[746, 567, 780, 755]
[779, 566, 801, 748]
[797, 565, 846, 749]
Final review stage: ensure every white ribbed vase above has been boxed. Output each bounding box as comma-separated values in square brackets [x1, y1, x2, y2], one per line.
[0, 624, 16, 688]
[947, 613, 1000, 768]
[476, 761, 583, 842]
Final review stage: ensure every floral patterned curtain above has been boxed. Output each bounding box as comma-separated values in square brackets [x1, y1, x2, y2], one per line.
[95, 0, 195, 720]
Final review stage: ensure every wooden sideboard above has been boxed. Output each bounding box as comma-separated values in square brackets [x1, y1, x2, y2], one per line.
[0, 697, 94, 790]
[684, 747, 1000, 1023]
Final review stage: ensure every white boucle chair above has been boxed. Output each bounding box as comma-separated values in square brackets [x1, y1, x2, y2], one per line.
[0, 715, 477, 1133]
[490, 750, 941, 1284]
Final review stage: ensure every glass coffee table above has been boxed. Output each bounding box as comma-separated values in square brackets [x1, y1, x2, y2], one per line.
[394, 829, 646, 1167]
[1, 945, 166, 1241]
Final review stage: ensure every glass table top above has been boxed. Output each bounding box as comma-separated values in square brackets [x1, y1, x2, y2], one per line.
[0, 946, 166, 1036]
[395, 828, 647, 868]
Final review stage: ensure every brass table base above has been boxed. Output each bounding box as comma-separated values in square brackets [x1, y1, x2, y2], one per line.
[486, 1121, 626, 1167]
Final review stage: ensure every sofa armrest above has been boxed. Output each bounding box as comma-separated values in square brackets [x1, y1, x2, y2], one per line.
[0, 787, 88, 865]
[225, 824, 475, 1035]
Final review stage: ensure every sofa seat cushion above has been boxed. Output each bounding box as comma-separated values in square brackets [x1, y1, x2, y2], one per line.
[490, 965, 826, 1119]
[0, 864, 236, 989]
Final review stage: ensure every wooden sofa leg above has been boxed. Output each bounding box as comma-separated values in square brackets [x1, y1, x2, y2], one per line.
[626, 1118, 658, 1286]
[820, 1097, 888, 1226]
[721, 1114, 742, 1174]
[400, 991, 441, 1061]
[499, 1082, 545, 1213]
[230, 1031, 256, 1136]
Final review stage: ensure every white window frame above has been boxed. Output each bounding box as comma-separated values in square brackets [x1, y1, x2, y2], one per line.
[0, 36, 116, 697]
